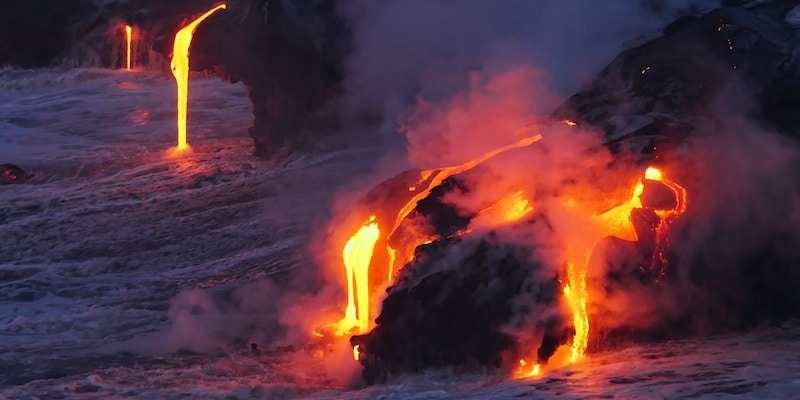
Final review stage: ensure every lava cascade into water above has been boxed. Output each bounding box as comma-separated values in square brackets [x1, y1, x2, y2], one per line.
[125, 25, 132, 71]
[170, 3, 226, 152]
[517, 166, 686, 373]
[327, 125, 686, 371]
[564, 166, 686, 364]
[333, 134, 543, 341]
[338, 216, 380, 335]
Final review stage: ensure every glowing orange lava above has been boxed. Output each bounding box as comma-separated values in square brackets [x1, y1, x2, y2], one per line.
[331, 130, 687, 378]
[643, 166, 687, 279]
[564, 246, 592, 363]
[562, 166, 686, 364]
[125, 25, 132, 71]
[390, 134, 542, 235]
[338, 216, 380, 334]
[336, 134, 544, 339]
[170, 3, 226, 152]
[471, 190, 533, 230]
[517, 359, 541, 378]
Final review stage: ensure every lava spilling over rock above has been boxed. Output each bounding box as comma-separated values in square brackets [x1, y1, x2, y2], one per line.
[0, 0, 97, 68]
[348, 165, 685, 383]
[346, 1, 800, 383]
[555, 0, 800, 329]
[5, 0, 349, 158]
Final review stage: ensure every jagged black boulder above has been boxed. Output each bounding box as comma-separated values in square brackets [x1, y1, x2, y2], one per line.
[0, 164, 29, 185]
[351, 233, 570, 384]
[555, 0, 800, 151]
[0, 0, 96, 68]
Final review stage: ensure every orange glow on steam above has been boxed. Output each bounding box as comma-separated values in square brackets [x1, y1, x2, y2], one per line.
[328, 128, 687, 378]
[471, 190, 533, 230]
[517, 359, 541, 378]
[562, 166, 686, 364]
[335, 134, 543, 341]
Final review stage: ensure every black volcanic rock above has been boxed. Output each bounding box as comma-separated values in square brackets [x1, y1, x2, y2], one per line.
[555, 0, 800, 152]
[0, 0, 97, 68]
[44, 0, 349, 158]
[188, 0, 349, 157]
[351, 234, 570, 384]
[555, 0, 800, 343]
[0, 164, 29, 185]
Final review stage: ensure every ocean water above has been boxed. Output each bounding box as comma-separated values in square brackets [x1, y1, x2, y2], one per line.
[1, 68, 798, 399]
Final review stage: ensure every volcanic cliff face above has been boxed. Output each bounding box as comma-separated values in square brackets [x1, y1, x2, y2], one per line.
[555, 0, 800, 153]
[3, 0, 349, 158]
[555, 0, 800, 326]
[346, 0, 800, 383]
[0, 0, 97, 68]
[189, 0, 349, 157]
[111, 0, 348, 157]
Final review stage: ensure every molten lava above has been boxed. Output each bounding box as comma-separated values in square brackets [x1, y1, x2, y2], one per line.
[564, 246, 592, 364]
[562, 166, 686, 364]
[170, 3, 226, 151]
[517, 359, 541, 378]
[390, 134, 542, 234]
[330, 128, 686, 379]
[334, 134, 544, 339]
[338, 216, 380, 335]
[125, 25, 132, 71]
[593, 182, 645, 242]
[471, 190, 533, 230]
[642, 166, 687, 279]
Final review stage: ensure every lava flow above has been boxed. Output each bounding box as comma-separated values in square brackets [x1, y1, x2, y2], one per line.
[338, 216, 380, 335]
[329, 128, 686, 374]
[470, 190, 534, 231]
[170, 3, 226, 152]
[333, 134, 543, 340]
[563, 166, 686, 364]
[125, 25, 132, 71]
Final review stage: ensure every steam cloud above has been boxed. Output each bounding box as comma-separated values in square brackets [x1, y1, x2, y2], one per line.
[336, 0, 800, 354]
[341, 0, 720, 144]
[130, 0, 800, 378]
[119, 280, 283, 354]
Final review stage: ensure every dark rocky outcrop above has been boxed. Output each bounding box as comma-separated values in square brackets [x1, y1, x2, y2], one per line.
[0, 164, 30, 185]
[351, 235, 570, 385]
[351, 2, 800, 382]
[0, 0, 97, 68]
[351, 169, 683, 382]
[3, 0, 349, 158]
[189, 0, 349, 157]
[555, 0, 800, 152]
[554, 0, 800, 339]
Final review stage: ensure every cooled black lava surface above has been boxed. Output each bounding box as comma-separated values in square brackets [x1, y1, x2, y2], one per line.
[352, 234, 569, 384]
[0, 164, 29, 185]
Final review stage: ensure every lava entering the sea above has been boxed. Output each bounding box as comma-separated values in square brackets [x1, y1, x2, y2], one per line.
[125, 25, 132, 71]
[170, 3, 226, 153]
[315, 121, 686, 376]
